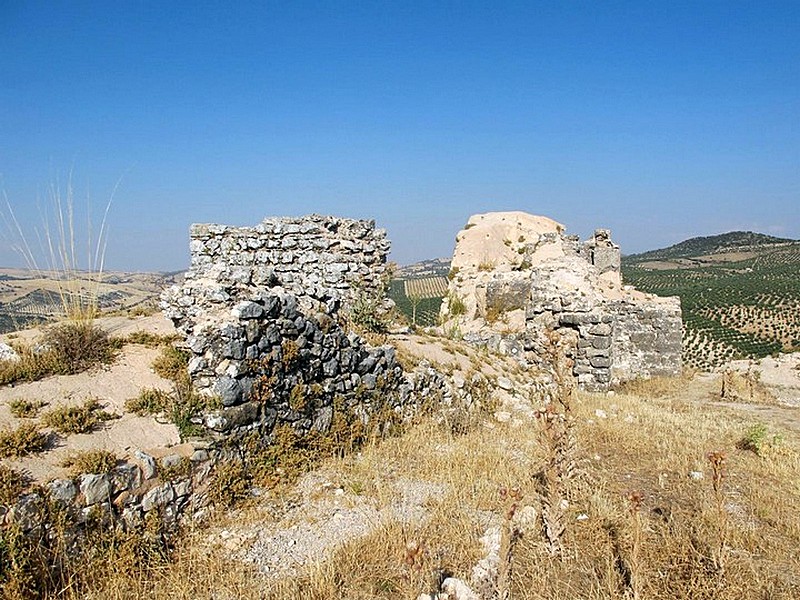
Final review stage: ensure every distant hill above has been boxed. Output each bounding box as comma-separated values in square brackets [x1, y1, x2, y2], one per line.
[389, 258, 452, 327]
[625, 231, 797, 266]
[623, 231, 800, 370]
[0, 268, 181, 334]
[394, 257, 451, 279]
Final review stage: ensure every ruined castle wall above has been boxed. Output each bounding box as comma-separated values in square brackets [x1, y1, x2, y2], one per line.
[446, 213, 683, 391]
[161, 215, 410, 440]
[609, 299, 684, 382]
[185, 215, 391, 316]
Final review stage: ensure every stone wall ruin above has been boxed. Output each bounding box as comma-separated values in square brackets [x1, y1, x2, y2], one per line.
[161, 215, 411, 440]
[441, 212, 682, 391]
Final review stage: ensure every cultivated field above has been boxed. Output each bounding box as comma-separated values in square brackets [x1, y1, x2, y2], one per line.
[0, 269, 181, 333]
[390, 277, 447, 327]
[623, 238, 800, 370]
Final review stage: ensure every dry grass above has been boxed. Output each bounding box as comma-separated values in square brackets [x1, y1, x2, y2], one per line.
[7, 399, 47, 419]
[42, 397, 117, 435]
[0, 465, 32, 504]
[5, 373, 800, 599]
[0, 321, 116, 385]
[60, 449, 119, 477]
[0, 423, 51, 458]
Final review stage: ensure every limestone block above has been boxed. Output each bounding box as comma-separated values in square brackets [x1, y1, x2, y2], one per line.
[80, 473, 111, 506]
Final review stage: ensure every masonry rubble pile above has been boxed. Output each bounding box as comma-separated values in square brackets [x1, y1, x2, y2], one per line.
[441, 211, 682, 391]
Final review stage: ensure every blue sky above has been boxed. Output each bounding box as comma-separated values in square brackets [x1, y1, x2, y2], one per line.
[1, 1, 798, 271]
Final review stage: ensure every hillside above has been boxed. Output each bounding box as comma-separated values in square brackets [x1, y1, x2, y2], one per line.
[0, 269, 181, 333]
[389, 258, 452, 327]
[625, 231, 796, 266]
[623, 232, 800, 369]
[4, 320, 800, 599]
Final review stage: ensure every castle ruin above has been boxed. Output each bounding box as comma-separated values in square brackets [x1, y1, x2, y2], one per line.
[440, 211, 683, 390]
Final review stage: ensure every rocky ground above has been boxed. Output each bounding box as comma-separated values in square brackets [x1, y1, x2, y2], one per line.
[2, 314, 799, 595]
[0, 315, 182, 482]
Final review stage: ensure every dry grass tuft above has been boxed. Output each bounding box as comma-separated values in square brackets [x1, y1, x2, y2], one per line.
[0, 321, 116, 386]
[0, 464, 32, 504]
[152, 345, 191, 385]
[61, 449, 119, 477]
[42, 397, 117, 435]
[7, 398, 47, 419]
[43, 320, 116, 374]
[0, 423, 51, 458]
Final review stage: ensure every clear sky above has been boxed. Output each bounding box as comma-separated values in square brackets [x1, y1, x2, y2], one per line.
[1, 1, 798, 271]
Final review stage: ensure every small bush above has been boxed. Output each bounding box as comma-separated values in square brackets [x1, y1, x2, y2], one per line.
[158, 456, 193, 480]
[152, 345, 191, 385]
[169, 384, 218, 441]
[43, 398, 117, 435]
[44, 320, 116, 374]
[125, 388, 171, 416]
[7, 398, 46, 419]
[127, 302, 159, 317]
[61, 450, 119, 476]
[447, 293, 467, 317]
[126, 385, 216, 441]
[447, 266, 460, 281]
[0, 465, 32, 504]
[0, 345, 61, 385]
[208, 460, 251, 508]
[350, 291, 389, 334]
[0, 423, 51, 457]
[737, 422, 784, 456]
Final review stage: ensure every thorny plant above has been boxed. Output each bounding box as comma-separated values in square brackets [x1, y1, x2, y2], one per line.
[535, 329, 578, 558]
[403, 538, 428, 595]
[497, 486, 524, 600]
[707, 450, 728, 575]
[624, 490, 645, 600]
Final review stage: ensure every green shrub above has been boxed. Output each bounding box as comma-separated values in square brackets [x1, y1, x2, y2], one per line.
[0, 423, 51, 457]
[169, 384, 218, 441]
[447, 293, 467, 317]
[42, 398, 117, 435]
[152, 345, 190, 385]
[61, 450, 118, 476]
[7, 398, 46, 419]
[737, 422, 784, 456]
[350, 291, 389, 334]
[126, 385, 216, 441]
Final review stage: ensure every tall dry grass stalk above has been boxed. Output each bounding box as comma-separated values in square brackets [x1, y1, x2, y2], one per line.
[2, 172, 119, 323]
